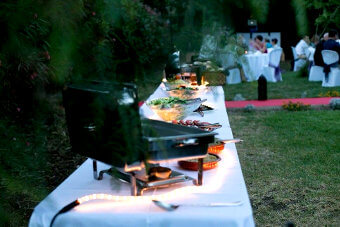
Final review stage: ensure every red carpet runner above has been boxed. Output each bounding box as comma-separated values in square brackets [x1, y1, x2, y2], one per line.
[225, 97, 336, 108]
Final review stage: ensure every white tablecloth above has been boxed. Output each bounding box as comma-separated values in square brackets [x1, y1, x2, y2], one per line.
[241, 52, 269, 81]
[29, 85, 254, 227]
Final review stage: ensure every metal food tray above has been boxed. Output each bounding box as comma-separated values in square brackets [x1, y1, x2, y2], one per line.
[142, 119, 216, 163]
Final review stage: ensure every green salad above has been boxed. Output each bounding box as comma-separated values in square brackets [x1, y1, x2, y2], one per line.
[148, 97, 187, 108]
[174, 86, 197, 90]
[166, 78, 187, 84]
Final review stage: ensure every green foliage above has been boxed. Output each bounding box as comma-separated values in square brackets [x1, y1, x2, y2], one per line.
[0, 117, 49, 225]
[292, 0, 340, 35]
[0, 0, 52, 115]
[246, 0, 269, 24]
[305, 0, 340, 33]
[292, 0, 309, 37]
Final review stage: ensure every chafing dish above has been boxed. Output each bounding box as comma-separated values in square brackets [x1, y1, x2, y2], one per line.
[63, 81, 216, 196]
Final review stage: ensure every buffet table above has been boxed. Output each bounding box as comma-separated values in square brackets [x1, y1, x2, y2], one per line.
[29, 85, 254, 227]
[241, 52, 269, 81]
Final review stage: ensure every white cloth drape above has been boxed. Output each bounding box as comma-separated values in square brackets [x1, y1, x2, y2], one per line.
[241, 52, 269, 81]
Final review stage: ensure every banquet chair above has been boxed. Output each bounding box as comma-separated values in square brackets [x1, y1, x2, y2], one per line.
[218, 52, 241, 84]
[262, 48, 282, 82]
[308, 65, 324, 81]
[321, 50, 340, 87]
[291, 46, 307, 71]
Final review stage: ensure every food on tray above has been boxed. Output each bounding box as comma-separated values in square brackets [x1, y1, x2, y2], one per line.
[166, 78, 187, 84]
[172, 119, 221, 131]
[174, 85, 198, 90]
[163, 79, 189, 90]
[162, 83, 203, 99]
[147, 98, 205, 121]
[177, 153, 221, 171]
[148, 97, 187, 108]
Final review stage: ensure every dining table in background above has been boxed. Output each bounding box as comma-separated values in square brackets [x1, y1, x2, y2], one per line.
[241, 52, 269, 81]
[29, 84, 254, 227]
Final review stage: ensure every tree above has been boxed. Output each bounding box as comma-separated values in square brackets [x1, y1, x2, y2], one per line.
[292, 0, 340, 37]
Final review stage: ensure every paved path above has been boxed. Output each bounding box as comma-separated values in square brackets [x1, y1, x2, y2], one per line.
[225, 97, 337, 108]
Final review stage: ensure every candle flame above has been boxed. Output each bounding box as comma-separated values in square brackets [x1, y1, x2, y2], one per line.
[124, 162, 145, 172]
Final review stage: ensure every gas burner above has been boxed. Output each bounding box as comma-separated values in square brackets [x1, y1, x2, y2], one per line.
[93, 159, 204, 196]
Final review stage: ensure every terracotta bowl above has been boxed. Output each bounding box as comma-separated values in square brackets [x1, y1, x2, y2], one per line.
[177, 153, 221, 171]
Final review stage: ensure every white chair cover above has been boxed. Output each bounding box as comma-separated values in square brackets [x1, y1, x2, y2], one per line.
[227, 68, 242, 84]
[218, 52, 241, 84]
[308, 65, 324, 81]
[322, 50, 339, 65]
[262, 48, 282, 82]
[291, 46, 307, 71]
[321, 50, 340, 87]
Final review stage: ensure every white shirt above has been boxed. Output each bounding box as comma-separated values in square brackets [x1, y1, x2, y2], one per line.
[295, 39, 309, 56]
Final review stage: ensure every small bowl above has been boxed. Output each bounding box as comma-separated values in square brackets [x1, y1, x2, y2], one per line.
[148, 166, 172, 179]
[177, 153, 221, 171]
[208, 142, 225, 154]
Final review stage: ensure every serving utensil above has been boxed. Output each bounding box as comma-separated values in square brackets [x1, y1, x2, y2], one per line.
[220, 138, 243, 144]
[152, 200, 243, 211]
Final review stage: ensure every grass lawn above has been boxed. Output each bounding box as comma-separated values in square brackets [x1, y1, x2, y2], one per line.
[137, 65, 340, 102]
[228, 109, 340, 226]
[223, 65, 340, 101]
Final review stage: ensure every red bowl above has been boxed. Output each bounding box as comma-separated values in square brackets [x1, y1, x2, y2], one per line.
[178, 153, 221, 171]
[208, 142, 225, 154]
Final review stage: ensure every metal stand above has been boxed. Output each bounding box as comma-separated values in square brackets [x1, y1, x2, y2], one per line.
[91, 160, 203, 196]
[197, 158, 203, 185]
[93, 160, 98, 180]
[130, 172, 137, 196]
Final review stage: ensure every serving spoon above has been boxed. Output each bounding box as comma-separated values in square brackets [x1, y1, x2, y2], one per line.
[152, 200, 243, 211]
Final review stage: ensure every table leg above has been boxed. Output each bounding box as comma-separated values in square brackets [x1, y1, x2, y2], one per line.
[197, 158, 203, 185]
[130, 172, 138, 196]
[93, 160, 98, 180]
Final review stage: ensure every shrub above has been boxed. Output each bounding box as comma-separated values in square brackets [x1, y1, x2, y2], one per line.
[318, 91, 340, 97]
[282, 101, 311, 111]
